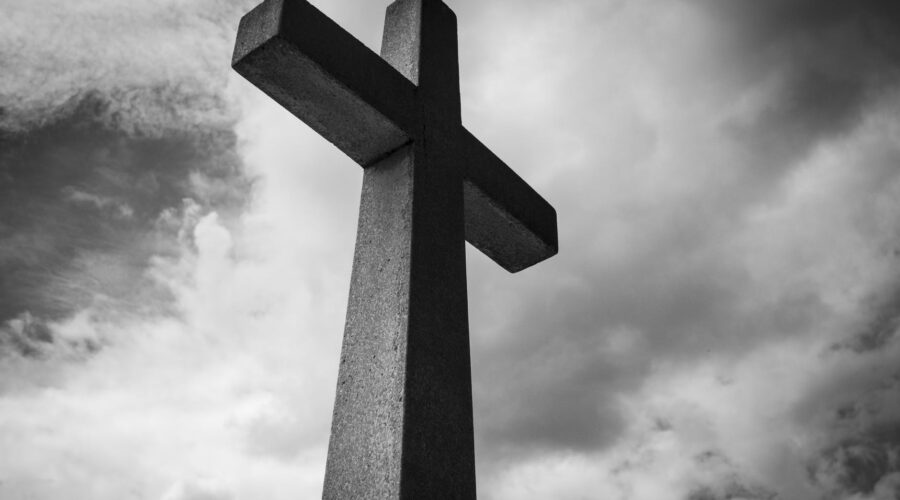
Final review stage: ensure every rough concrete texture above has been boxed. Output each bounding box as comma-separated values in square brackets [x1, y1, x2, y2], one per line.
[232, 0, 559, 497]
[232, 0, 417, 166]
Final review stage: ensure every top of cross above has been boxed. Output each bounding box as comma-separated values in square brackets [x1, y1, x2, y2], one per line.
[233, 0, 557, 271]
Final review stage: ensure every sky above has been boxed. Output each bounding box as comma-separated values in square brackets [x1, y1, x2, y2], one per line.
[2, 0, 900, 498]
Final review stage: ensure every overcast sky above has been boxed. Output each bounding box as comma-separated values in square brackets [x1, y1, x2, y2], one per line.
[2, 0, 900, 498]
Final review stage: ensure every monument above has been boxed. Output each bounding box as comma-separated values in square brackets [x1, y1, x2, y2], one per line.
[232, 0, 558, 497]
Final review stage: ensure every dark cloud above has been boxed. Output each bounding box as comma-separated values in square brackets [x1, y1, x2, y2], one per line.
[472, 234, 827, 455]
[835, 279, 900, 353]
[787, 346, 900, 499]
[698, 0, 900, 169]
[467, 0, 900, 465]
[0, 313, 58, 359]
[688, 483, 777, 500]
[807, 433, 900, 497]
[0, 89, 249, 334]
[0, 0, 257, 342]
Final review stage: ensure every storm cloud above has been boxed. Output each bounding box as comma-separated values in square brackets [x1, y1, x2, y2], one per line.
[0, 0, 253, 360]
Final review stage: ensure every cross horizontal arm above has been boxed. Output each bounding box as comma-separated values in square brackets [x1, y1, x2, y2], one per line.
[232, 0, 420, 166]
[460, 127, 558, 273]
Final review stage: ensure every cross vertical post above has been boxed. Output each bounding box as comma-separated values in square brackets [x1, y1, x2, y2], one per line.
[325, 2, 473, 497]
[232, 0, 558, 497]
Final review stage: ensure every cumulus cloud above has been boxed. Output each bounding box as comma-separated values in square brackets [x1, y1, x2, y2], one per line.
[0, 204, 342, 498]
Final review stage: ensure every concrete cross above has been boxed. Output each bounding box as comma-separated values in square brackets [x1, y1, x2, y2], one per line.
[232, 0, 558, 497]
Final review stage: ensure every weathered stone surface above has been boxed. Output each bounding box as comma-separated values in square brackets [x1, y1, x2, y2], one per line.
[233, 0, 557, 268]
[232, 0, 418, 166]
[232, 0, 558, 497]
[460, 128, 558, 272]
[324, 145, 416, 499]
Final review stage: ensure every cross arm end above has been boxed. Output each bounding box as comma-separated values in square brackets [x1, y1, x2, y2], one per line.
[461, 128, 558, 273]
[231, 0, 418, 166]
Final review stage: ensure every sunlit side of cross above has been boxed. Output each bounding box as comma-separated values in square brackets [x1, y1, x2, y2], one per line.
[233, 0, 557, 497]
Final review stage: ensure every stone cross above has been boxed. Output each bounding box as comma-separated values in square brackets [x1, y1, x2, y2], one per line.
[232, 0, 558, 497]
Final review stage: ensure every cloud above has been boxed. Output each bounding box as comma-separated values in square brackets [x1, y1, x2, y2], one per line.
[0, 0, 258, 135]
[458, 0, 900, 497]
[160, 478, 235, 500]
[695, 0, 900, 168]
[0, 0, 255, 327]
[0, 110, 248, 325]
[0, 206, 340, 499]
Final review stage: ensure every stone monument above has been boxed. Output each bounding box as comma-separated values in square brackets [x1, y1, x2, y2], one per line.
[232, 0, 557, 497]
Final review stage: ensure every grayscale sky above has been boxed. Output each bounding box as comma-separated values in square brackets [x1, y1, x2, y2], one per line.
[2, 0, 900, 499]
